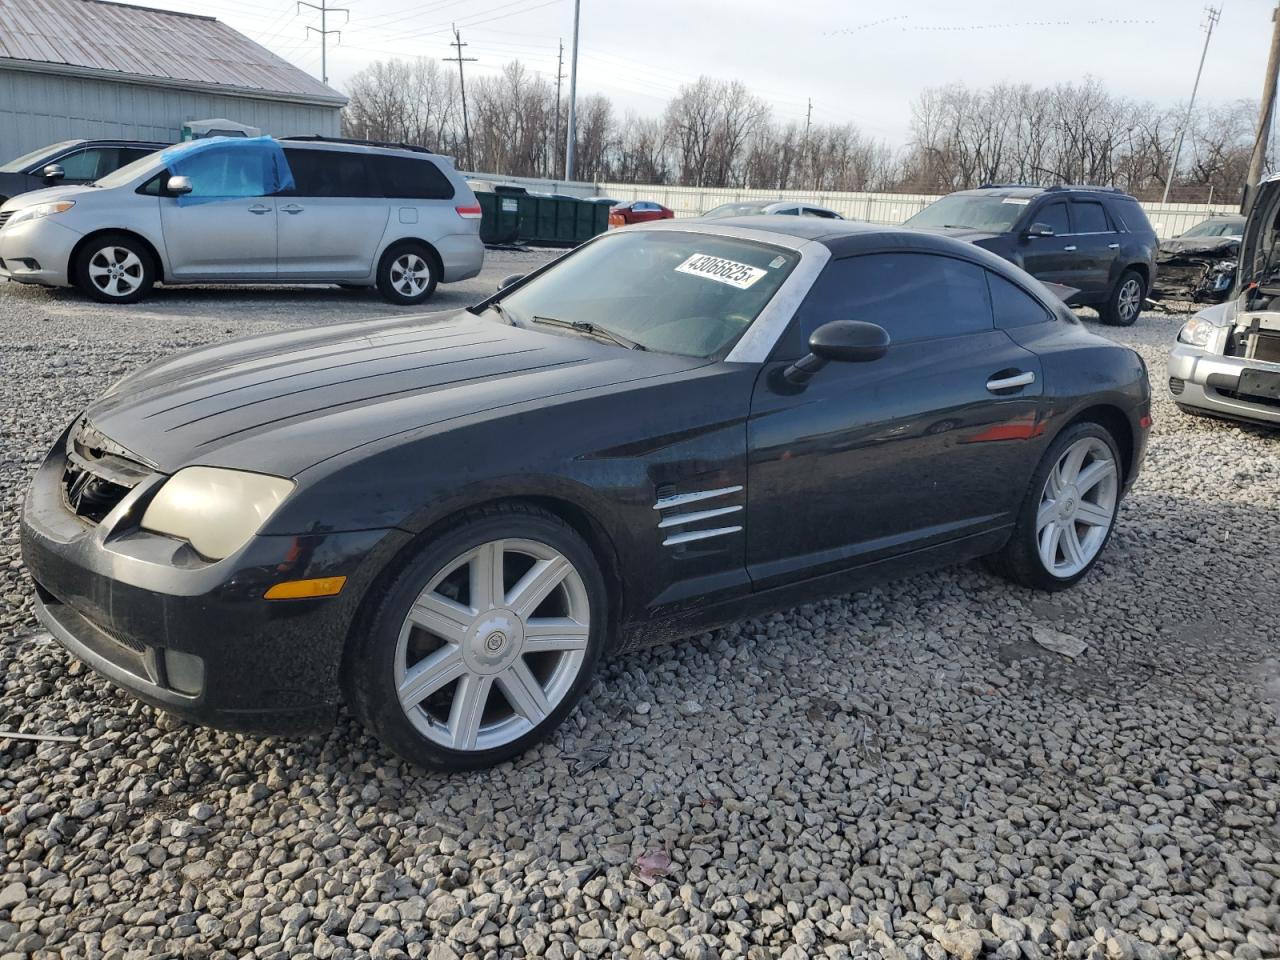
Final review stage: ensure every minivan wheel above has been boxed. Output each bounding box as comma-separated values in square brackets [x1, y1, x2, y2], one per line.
[346, 504, 608, 771]
[74, 233, 155, 304]
[376, 243, 438, 305]
[1102, 270, 1145, 326]
[986, 421, 1122, 591]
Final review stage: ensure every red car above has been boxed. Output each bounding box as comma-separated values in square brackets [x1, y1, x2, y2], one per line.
[609, 200, 674, 227]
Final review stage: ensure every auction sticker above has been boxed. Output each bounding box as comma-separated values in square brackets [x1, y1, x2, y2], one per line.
[675, 253, 767, 289]
[1001, 197, 1031, 205]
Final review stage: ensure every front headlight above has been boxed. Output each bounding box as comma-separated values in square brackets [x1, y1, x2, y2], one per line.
[141, 466, 294, 560]
[7, 200, 76, 227]
[1178, 315, 1218, 347]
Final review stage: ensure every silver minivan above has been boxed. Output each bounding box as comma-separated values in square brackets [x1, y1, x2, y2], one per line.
[0, 137, 484, 304]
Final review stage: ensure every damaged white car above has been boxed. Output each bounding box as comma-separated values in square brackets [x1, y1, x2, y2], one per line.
[1169, 180, 1280, 427]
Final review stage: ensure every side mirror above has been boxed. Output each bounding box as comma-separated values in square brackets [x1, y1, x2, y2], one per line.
[1024, 222, 1055, 239]
[166, 175, 193, 196]
[783, 320, 890, 385]
[497, 273, 524, 291]
[42, 163, 65, 183]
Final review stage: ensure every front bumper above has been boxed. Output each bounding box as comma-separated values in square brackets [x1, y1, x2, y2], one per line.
[20, 431, 408, 734]
[0, 216, 80, 286]
[1168, 342, 1280, 426]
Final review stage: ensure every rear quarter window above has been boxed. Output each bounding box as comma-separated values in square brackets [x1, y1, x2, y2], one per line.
[1111, 198, 1155, 236]
[372, 155, 455, 200]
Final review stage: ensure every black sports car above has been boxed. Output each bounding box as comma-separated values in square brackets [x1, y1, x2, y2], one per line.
[22, 218, 1151, 770]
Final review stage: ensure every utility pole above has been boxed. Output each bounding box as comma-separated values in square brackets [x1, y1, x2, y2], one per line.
[446, 25, 477, 171]
[564, 0, 581, 181]
[1162, 5, 1221, 204]
[298, 0, 347, 87]
[1248, 4, 1280, 188]
[805, 98, 814, 189]
[554, 39, 565, 179]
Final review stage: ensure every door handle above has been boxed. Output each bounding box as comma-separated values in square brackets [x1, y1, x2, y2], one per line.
[248, 204, 271, 215]
[1063, 245, 1077, 252]
[1108, 242, 1120, 249]
[280, 204, 304, 214]
[986, 371, 1036, 392]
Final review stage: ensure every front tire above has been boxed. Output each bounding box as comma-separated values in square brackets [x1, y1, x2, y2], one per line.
[74, 233, 155, 304]
[376, 242, 438, 305]
[987, 421, 1122, 590]
[1101, 269, 1145, 326]
[347, 504, 608, 771]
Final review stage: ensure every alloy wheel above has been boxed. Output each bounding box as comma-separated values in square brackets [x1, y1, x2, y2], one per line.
[1118, 278, 1142, 322]
[389, 253, 431, 298]
[1036, 437, 1119, 578]
[394, 538, 591, 752]
[88, 246, 145, 299]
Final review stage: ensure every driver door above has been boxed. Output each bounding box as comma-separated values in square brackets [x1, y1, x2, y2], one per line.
[746, 252, 1043, 590]
[158, 145, 278, 279]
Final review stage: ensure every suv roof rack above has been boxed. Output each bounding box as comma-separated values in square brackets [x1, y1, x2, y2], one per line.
[1045, 184, 1124, 193]
[279, 135, 437, 155]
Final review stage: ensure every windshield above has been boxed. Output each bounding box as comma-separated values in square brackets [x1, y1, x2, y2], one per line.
[1182, 219, 1243, 238]
[905, 194, 1028, 232]
[93, 151, 164, 188]
[495, 231, 799, 358]
[0, 140, 80, 173]
[703, 201, 771, 219]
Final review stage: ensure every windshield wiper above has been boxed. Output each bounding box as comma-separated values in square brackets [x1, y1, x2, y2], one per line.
[531, 315, 645, 350]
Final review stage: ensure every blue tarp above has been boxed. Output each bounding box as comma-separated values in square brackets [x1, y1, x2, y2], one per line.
[160, 136, 294, 206]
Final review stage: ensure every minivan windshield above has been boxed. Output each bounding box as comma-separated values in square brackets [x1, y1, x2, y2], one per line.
[92, 151, 164, 188]
[494, 231, 798, 358]
[905, 194, 1028, 232]
[0, 141, 80, 173]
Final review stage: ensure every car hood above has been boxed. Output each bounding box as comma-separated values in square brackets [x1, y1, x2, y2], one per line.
[83, 311, 709, 478]
[0, 183, 97, 211]
[906, 226, 1002, 244]
[1158, 235, 1240, 257]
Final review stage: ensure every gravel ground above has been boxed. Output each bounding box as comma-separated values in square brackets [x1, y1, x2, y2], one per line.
[1, 272, 1278, 960]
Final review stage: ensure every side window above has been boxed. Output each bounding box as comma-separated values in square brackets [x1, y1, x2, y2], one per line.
[58, 148, 118, 180]
[1071, 200, 1111, 233]
[802, 207, 838, 218]
[799, 252, 994, 345]
[774, 207, 800, 215]
[284, 149, 378, 197]
[372, 155, 456, 200]
[1035, 201, 1070, 235]
[117, 148, 154, 167]
[987, 272, 1052, 328]
[173, 146, 272, 199]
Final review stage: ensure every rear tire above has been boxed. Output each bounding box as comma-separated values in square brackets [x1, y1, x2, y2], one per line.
[376, 242, 438, 305]
[1101, 269, 1145, 326]
[73, 233, 155, 304]
[346, 503, 608, 771]
[987, 421, 1123, 591]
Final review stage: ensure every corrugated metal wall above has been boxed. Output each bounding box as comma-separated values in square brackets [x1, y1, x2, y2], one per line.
[0, 68, 341, 157]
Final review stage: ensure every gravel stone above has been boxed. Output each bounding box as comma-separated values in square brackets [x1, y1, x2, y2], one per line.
[1, 285, 1277, 958]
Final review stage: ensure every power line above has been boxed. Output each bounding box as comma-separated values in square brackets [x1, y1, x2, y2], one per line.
[446, 24, 478, 170]
[298, 0, 348, 85]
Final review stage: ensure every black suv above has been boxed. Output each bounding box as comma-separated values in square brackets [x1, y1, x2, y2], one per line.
[0, 139, 167, 205]
[904, 185, 1159, 326]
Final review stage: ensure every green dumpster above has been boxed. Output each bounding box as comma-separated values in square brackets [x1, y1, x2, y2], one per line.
[476, 189, 609, 247]
[476, 191, 520, 245]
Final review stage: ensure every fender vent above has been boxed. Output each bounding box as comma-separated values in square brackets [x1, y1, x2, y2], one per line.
[653, 485, 744, 547]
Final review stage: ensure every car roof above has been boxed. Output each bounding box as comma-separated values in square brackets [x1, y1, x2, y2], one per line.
[951, 184, 1139, 202]
[279, 138, 454, 166]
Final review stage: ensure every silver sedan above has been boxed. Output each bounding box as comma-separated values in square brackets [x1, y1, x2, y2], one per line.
[1169, 299, 1280, 426]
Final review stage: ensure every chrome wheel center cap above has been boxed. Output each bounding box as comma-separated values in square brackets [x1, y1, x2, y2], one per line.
[1059, 485, 1080, 520]
[464, 610, 525, 674]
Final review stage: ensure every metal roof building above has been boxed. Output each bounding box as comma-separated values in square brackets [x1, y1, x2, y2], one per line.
[0, 0, 346, 156]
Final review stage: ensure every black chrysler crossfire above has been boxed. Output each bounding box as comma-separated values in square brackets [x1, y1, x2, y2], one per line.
[22, 218, 1151, 770]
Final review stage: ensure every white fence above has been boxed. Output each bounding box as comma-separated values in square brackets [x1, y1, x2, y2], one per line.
[597, 182, 1233, 240]
[461, 171, 1236, 239]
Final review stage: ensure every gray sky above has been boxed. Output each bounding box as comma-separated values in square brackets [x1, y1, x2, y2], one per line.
[147, 0, 1272, 144]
